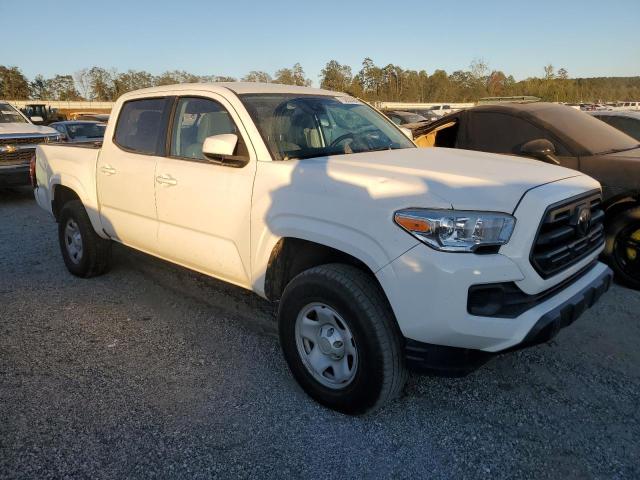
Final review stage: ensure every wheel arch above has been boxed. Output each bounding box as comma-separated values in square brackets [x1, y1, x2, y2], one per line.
[50, 181, 106, 238]
[603, 194, 640, 223]
[263, 237, 387, 303]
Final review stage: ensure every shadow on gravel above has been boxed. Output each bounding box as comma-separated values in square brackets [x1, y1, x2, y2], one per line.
[110, 242, 278, 338]
[0, 186, 34, 202]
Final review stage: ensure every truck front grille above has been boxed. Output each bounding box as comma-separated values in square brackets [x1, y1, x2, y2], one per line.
[0, 149, 34, 166]
[0, 134, 56, 146]
[530, 191, 604, 278]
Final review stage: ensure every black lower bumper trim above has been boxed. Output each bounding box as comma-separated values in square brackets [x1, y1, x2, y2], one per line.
[405, 265, 613, 376]
[510, 265, 613, 351]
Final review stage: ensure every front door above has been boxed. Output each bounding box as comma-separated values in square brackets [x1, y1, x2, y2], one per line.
[464, 111, 579, 170]
[154, 95, 256, 288]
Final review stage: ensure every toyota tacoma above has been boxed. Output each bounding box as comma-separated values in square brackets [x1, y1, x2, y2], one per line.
[33, 83, 612, 414]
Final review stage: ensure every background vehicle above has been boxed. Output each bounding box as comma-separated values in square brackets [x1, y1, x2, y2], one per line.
[71, 113, 110, 123]
[33, 84, 611, 413]
[383, 110, 428, 125]
[425, 104, 453, 116]
[50, 121, 106, 143]
[410, 102, 640, 288]
[0, 102, 61, 186]
[619, 101, 640, 111]
[20, 103, 64, 125]
[408, 109, 440, 123]
[590, 110, 640, 141]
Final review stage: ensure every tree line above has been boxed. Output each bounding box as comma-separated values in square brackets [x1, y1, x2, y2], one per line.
[1, 59, 639, 103]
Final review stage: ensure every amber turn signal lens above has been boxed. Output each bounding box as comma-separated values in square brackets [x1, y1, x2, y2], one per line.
[395, 214, 431, 233]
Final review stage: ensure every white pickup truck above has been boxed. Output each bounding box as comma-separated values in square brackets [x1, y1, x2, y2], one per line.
[33, 83, 612, 414]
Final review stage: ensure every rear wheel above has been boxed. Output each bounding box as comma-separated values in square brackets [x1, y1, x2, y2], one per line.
[58, 200, 112, 278]
[278, 263, 407, 414]
[604, 206, 640, 290]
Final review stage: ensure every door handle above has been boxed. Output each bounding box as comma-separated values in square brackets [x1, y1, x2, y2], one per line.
[100, 165, 116, 175]
[156, 174, 178, 186]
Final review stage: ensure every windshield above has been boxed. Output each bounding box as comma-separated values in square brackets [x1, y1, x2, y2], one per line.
[239, 94, 415, 161]
[536, 105, 640, 154]
[0, 103, 28, 124]
[66, 123, 106, 139]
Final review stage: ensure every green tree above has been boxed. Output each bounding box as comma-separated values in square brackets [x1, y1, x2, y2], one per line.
[320, 60, 352, 92]
[113, 70, 154, 97]
[48, 75, 81, 100]
[274, 63, 311, 86]
[155, 70, 200, 86]
[242, 71, 272, 83]
[0, 66, 30, 99]
[30, 74, 51, 99]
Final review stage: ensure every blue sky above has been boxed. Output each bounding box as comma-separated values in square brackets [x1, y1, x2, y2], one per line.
[2, 0, 638, 84]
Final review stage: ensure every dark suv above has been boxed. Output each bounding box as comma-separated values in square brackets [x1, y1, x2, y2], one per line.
[410, 103, 640, 289]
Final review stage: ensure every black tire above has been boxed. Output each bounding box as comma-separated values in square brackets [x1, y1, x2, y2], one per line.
[278, 263, 407, 415]
[603, 206, 640, 290]
[58, 200, 112, 278]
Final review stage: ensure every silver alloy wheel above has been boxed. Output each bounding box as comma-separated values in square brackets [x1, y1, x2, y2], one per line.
[64, 219, 83, 264]
[295, 302, 358, 389]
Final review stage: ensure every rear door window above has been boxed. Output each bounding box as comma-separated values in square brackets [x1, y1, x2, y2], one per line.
[114, 98, 171, 155]
[603, 116, 640, 141]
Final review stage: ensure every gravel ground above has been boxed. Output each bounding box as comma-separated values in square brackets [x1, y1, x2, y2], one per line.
[1, 186, 639, 479]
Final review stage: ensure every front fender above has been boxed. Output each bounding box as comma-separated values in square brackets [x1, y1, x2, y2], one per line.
[250, 215, 418, 297]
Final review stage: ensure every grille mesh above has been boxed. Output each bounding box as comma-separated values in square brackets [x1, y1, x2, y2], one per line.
[0, 149, 34, 166]
[531, 191, 604, 278]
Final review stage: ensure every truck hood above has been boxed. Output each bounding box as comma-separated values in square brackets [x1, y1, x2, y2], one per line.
[0, 123, 58, 136]
[320, 147, 582, 213]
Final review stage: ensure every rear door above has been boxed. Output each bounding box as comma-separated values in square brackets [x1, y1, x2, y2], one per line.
[154, 95, 256, 287]
[97, 97, 172, 253]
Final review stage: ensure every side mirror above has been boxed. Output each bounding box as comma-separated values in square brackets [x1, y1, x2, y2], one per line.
[30, 116, 44, 124]
[520, 138, 560, 165]
[202, 133, 248, 167]
[400, 127, 414, 140]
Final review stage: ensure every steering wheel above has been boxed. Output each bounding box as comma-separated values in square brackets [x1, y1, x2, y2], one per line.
[330, 133, 356, 148]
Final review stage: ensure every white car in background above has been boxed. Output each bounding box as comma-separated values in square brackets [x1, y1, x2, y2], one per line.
[427, 104, 454, 116]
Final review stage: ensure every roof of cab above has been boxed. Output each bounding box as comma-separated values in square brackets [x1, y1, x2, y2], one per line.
[118, 82, 344, 99]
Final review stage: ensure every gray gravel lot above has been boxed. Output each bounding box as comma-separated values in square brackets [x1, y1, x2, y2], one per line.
[1, 186, 639, 479]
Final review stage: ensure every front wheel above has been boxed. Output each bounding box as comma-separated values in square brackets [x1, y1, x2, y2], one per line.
[604, 206, 640, 290]
[278, 264, 407, 414]
[58, 200, 112, 278]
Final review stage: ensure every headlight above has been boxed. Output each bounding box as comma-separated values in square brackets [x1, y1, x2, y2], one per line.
[394, 209, 516, 252]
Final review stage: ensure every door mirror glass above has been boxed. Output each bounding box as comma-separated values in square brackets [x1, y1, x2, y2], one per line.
[202, 133, 238, 158]
[520, 138, 560, 165]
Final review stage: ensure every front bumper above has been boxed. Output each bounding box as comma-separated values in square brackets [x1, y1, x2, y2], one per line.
[403, 265, 612, 374]
[0, 164, 29, 187]
[376, 243, 612, 352]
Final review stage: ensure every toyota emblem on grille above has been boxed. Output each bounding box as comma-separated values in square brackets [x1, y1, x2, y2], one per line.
[575, 206, 591, 236]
